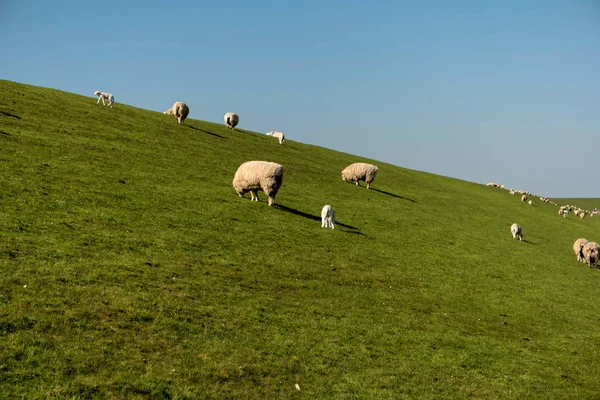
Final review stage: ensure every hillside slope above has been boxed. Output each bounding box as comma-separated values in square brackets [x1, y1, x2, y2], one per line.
[1, 80, 600, 399]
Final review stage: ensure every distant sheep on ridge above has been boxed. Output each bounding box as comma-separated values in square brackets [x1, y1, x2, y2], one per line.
[266, 131, 285, 144]
[224, 112, 239, 130]
[94, 91, 114, 108]
[164, 102, 189, 125]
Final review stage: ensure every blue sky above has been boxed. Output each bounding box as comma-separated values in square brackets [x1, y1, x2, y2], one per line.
[2, 1, 599, 197]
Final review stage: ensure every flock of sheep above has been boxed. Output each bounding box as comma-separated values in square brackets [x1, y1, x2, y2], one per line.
[94, 90, 378, 229]
[95, 91, 598, 265]
[488, 181, 600, 270]
[232, 160, 378, 229]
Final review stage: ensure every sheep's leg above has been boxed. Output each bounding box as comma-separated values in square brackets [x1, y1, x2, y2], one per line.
[97, 97, 101, 104]
[268, 196, 274, 206]
[367, 182, 371, 189]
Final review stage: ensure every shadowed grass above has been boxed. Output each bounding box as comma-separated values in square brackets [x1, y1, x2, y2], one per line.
[1, 80, 600, 398]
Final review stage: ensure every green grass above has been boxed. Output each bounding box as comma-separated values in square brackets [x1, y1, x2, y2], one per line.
[1, 79, 600, 399]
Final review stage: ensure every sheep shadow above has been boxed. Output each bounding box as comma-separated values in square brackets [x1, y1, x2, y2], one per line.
[274, 204, 363, 232]
[0, 111, 21, 119]
[187, 125, 224, 138]
[522, 239, 536, 245]
[0, 131, 11, 135]
[371, 188, 416, 203]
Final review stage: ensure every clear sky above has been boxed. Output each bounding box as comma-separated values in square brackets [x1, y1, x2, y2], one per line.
[2, 1, 599, 197]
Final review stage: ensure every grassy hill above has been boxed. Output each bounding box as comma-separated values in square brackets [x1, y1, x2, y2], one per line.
[1, 80, 600, 399]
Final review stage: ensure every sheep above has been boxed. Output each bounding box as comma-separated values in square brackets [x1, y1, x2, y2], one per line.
[321, 205, 335, 229]
[94, 91, 114, 108]
[224, 112, 239, 130]
[559, 208, 569, 218]
[573, 238, 589, 263]
[521, 194, 527, 202]
[510, 223, 523, 241]
[266, 131, 285, 144]
[580, 212, 586, 219]
[164, 101, 189, 125]
[528, 200, 533, 206]
[232, 161, 283, 206]
[582, 241, 600, 268]
[341, 163, 378, 189]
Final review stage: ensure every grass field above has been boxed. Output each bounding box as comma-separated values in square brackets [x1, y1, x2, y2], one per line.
[1, 80, 600, 399]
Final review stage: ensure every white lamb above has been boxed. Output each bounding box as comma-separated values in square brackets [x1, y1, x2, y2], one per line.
[164, 101, 189, 125]
[321, 205, 335, 229]
[341, 163, 378, 189]
[94, 91, 114, 108]
[266, 131, 285, 144]
[232, 161, 283, 206]
[511, 223, 523, 241]
[528, 200, 533, 205]
[224, 112, 239, 130]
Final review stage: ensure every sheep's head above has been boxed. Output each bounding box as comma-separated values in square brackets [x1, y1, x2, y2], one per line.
[94, 91, 101, 96]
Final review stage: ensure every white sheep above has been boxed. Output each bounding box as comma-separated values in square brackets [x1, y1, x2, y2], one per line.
[341, 163, 378, 189]
[582, 241, 600, 268]
[232, 161, 283, 206]
[94, 91, 114, 108]
[224, 112, 239, 130]
[511, 223, 523, 241]
[573, 238, 589, 263]
[521, 194, 527, 202]
[164, 101, 189, 125]
[266, 131, 285, 144]
[528, 200, 532, 206]
[321, 205, 335, 229]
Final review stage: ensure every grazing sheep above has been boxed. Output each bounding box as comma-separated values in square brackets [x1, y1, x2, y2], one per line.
[511, 223, 523, 241]
[94, 91, 114, 108]
[232, 161, 283, 206]
[580, 212, 586, 219]
[266, 131, 285, 144]
[582, 241, 600, 268]
[559, 208, 569, 218]
[528, 200, 532, 206]
[321, 205, 335, 229]
[573, 238, 589, 263]
[164, 101, 189, 125]
[224, 112, 239, 130]
[521, 195, 527, 202]
[341, 163, 378, 189]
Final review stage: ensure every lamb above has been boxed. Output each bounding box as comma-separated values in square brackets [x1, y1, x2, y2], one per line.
[341, 162, 378, 189]
[164, 101, 189, 125]
[528, 200, 533, 206]
[573, 238, 589, 263]
[510, 223, 523, 241]
[582, 241, 600, 268]
[94, 91, 114, 108]
[521, 195, 527, 202]
[321, 205, 335, 229]
[232, 161, 283, 206]
[224, 112, 239, 130]
[266, 131, 285, 144]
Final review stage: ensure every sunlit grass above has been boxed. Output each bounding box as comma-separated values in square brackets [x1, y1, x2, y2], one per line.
[1, 80, 600, 398]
